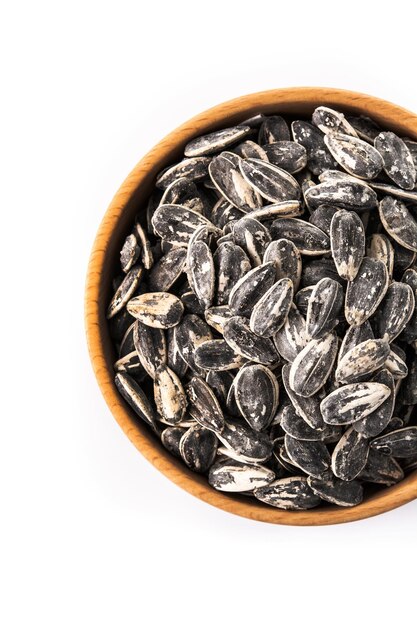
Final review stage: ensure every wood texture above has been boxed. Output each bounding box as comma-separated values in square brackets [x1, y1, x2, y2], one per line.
[85, 87, 417, 526]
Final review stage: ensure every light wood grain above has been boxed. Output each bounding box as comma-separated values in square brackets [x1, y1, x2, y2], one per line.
[85, 87, 417, 525]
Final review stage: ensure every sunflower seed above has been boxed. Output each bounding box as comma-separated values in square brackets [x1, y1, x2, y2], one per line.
[270, 219, 330, 256]
[353, 369, 395, 437]
[160, 177, 197, 206]
[206, 370, 233, 406]
[263, 239, 302, 289]
[194, 339, 245, 371]
[312, 106, 358, 136]
[309, 206, 339, 237]
[114, 372, 158, 433]
[250, 277, 293, 337]
[154, 365, 187, 425]
[148, 248, 187, 292]
[134, 222, 154, 270]
[308, 474, 363, 506]
[281, 364, 324, 430]
[208, 459, 275, 492]
[375, 281, 415, 342]
[212, 243, 250, 306]
[289, 332, 339, 397]
[358, 448, 404, 485]
[204, 305, 233, 334]
[345, 257, 389, 327]
[166, 327, 188, 378]
[285, 435, 330, 478]
[229, 262, 276, 316]
[133, 321, 167, 379]
[260, 115, 291, 143]
[114, 351, 143, 375]
[234, 364, 279, 431]
[301, 258, 345, 288]
[280, 404, 340, 442]
[306, 277, 343, 339]
[379, 196, 417, 253]
[291, 120, 338, 175]
[107, 264, 144, 319]
[366, 233, 394, 279]
[273, 306, 309, 362]
[324, 133, 383, 179]
[181, 290, 205, 315]
[127, 292, 184, 329]
[330, 209, 365, 281]
[304, 178, 378, 212]
[369, 180, 417, 204]
[186, 376, 225, 433]
[254, 476, 321, 510]
[174, 314, 212, 373]
[209, 152, 262, 210]
[179, 425, 218, 472]
[249, 201, 303, 221]
[217, 419, 273, 463]
[120, 233, 140, 273]
[152, 204, 215, 246]
[370, 427, 417, 458]
[156, 157, 211, 189]
[294, 287, 313, 316]
[233, 140, 268, 160]
[232, 216, 271, 266]
[385, 348, 408, 379]
[211, 198, 245, 229]
[374, 131, 416, 190]
[161, 427, 187, 457]
[223, 315, 277, 365]
[239, 158, 301, 203]
[263, 141, 307, 173]
[187, 240, 215, 309]
[336, 338, 390, 384]
[331, 427, 369, 481]
[321, 382, 391, 425]
[346, 115, 381, 142]
[184, 125, 251, 157]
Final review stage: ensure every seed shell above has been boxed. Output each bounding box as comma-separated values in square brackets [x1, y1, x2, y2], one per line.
[321, 382, 391, 426]
[184, 125, 251, 157]
[114, 372, 158, 433]
[324, 133, 383, 179]
[263, 141, 307, 173]
[156, 157, 211, 189]
[213, 242, 251, 305]
[281, 364, 324, 430]
[270, 218, 330, 256]
[107, 264, 144, 319]
[208, 459, 275, 492]
[306, 277, 343, 339]
[127, 292, 184, 328]
[229, 262, 276, 316]
[370, 427, 417, 458]
[239, 158, 301, 203]
[154, 364, 187, 425]
[273, 305, 309, 362]
[254, 476, 321, 510]
[330, 209, 365, 281]
[263, 238, 302, 289]
[234, 364, 279, 431]
[209, 152, 262, 210]
[133, 320, 167, 379]
[148, 248, 187, 292]
[250, 277, 294, 337]
[336, 338, 390, 384]
[284, 435, 331, 478]
[217, 419, 274, 463]
[304, 179, 378, 212]
[331, 426, 369, 481]
[179, 425, 218, 473]
[307, 475, 363, 507]
[289, 332, 339, 397]
[353, 369, 395, 438]
[375, 281, 415, 342]
[232, 216, 271, 266]
[345, 257, 389, 327]
[194, 339, 245, 371]
[223, 316, 278, 365]
[312, 106, 358, 137]
[186, 376, 225, 433]
[152, 204, 215, 246]
[379, 196, 417, 253]
[374, 131, 416, 190]
[291, 120, 337, 175]
[358, 448, 404, 485]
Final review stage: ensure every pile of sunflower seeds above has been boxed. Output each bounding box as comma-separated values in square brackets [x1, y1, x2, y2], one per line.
[108, 106, 417, 510]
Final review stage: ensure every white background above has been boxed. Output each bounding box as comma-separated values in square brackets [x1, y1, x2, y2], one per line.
[1, 1, 416, 624]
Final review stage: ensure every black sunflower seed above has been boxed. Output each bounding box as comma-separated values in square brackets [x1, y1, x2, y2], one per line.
[338, 320, 374, 364]
[174, 314, 212, 373]
[270, 218, 330, 256]
[260, 115, 291, 143]
[370, 427, 417, 458]
[263, 141, 307, 173]
[228, 262, 276, 316]
[107, 264, 144, 319]
[209, 152, 262, 210]
[179, 425, 218, 473]
[291, 120, 338, 175]
[330, 209, 365, 281]
[205, 370, 233, 406]
[321, 382, 391, 426]
[369, 181, 417, 204]
[273, 305, 309, 362]
[204, 305, 233, 334]
[309, 206, 339, 237]
[115, 372, 158, 433]
[345, 257, 389, 327]
[239, 158, 301, 203]
[375, 281, 415, 342]
[263, 238, 302, 289]
[312, 106, 358, 137]
[223, 315, 278, 365]
[148, 248, 187, 292]
[156, 157, 211, 189]
[166, 327, 188, 378]
[304, 178, 378, 212]
[284, 435, 331, 479]
[154, 364, 187, 425]
[289, 332, 339, 397]
[232, 216, 271, 266]
[353, 369, 395, 438]
[184, 125, 251, 157]
[250, 277, 293, 337]
[374, 131, 416, 190]
[234, 364, 279, 432]
[280, 404, 340, 442]
[307, 475, 363, 507]
[331, 426, 369, 481]
[194, 339, 245, 371]
[186, 376, 225, 433]
[133, 320, 167, 379]
[217, 419, 274, 463]
[249, 200, 303, 221]
[152, 204, 215, 246]
[346, 115, 381, 142]
[187, 239, 215, 309]
[306, 277, 343, 339]
[208, 459, 275, 492]
[301, 258, 345, 288]
[127, 292, 184, 328]
[281, 364, 324, 430]
[161, 426, 187, 457]
[358, 448, 404, 486]
[324, 133, 383, 179]
[385, 348, 408, 380]
[335, 338, 390, 384]
[120, 233, 140, 273]
[233, 140, 268, 160]
[254, 476, 321, 510]
[379, 196, 417, 253]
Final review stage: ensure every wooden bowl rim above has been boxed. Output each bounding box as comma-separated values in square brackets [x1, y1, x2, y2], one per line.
[85, 86, 417, 526]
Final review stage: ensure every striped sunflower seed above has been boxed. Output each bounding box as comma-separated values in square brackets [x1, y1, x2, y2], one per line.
[115, 372, 158, 433]
[263, 238, 302, 289]
[239, 158, 301, 203]
[179, 425, 218, 473]
[229, 262, 276, 316]
[152, 204, 215, 246]
[306, 277, 343, 339]
[254, 476, 321, 510]
[209, 152, 262, 210]
[304, 178, 378, 212]
[250, 277, 294, 337]
[379, 196, 417, 253]
[291, 120, 338, 175]
[154, 364, 187, 425]
[321, 382, 391, 425]
[375, 281, 415, 342]
[166, 327, 188, 378]
[260, 115, 291, 143]
[248, 200, 303, 221]
[273, 305, 309, 362]
[161, 426, 187, 457]
[194, 339, 245, 371]
[335, 338, 390, 384]
[232, 216, 271, 266]
[174, 314, 212, 373]
[338, 321, 374, 363]
[184, 125, 251, 157]
[213, 242, 251, 305]
[353, 369, 395, 438]
[263, 141, 307, 173]
[270, 218, 330, 256]
[205, 370, 233, 406]
[385, 348, 408, 380]
[330, 209, 365, 281]
[281, 364, 324, 430]
[374, 131, 416, 190]
[217, 419, 274, 463]
[234, 364, 279, 431]
[107, 264, 144, 319]
[284, 435, 331, 478]
[233, 140, 268, 161]
[324, 133, 383, 179]
[186, 376, 225, 433]
[223, 315, 277, 365]
[127, 292, 184, 328]
[156, 157, 211, 189]
[312, 106, 358, 137]
[187, 239, 215, 309]
[204, 305, 233, 334]
[346, 115, 381, 142]
[331, 426, 369, 481]
[289, 332, 339, 397]
[133, 320, 167, 379]
[358, 448, 404, 486]
[148, 248, 187, 292]
[120, 233, 140, 273]
[345, 257, 389, 327]
[370, 427, 417, 458]
[307, 474, 363, 507]
[208, 459, 275, 492]
[309, 206, 339, 237]
[366, 233, 394, 279]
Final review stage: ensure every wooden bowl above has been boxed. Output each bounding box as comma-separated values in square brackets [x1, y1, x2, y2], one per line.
[85, 87, 417, 525]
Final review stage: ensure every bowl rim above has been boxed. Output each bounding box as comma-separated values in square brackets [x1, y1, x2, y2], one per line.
[85, 86, 417, 526]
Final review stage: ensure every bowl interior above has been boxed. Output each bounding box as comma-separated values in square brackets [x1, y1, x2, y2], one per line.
[86, 87, 417, 525]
